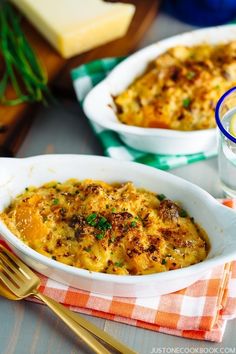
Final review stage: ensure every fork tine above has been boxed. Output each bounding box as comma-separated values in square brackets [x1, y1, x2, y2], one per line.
[0, 245, 36, 278]
[0, 245, 40, 296]
[0, 251, 27, 279]
[0, 253, 26, 285]
[0, 265, 20, 293]
[0, 255, 25, 290]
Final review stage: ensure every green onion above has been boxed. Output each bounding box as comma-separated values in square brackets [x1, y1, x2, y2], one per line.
[95, 233, 104, 240]
[53, 198, 59, 205]
[130, 221, 137, 228]
[161, 259, 167, 265]
[186, 71, 195, 80]
[86, 213, 97, 226]
[84, 247, 92, 252]
[182, 98, 191, 108]
[114, 261, 123, 267]
[179, 209, 188, 217]
[109, 236, 115, 244]
[0, 3, 53, 106]
[87, 213, 112, 231]
[157, 194, 166, 201]
[97, 216, 111, 231]
[97, 216, 107, 225]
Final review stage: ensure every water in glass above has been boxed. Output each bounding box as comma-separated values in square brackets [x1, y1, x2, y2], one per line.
[218, 109, 236, 197]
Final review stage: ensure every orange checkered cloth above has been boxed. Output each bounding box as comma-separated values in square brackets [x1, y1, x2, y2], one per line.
[1, 199, 236, 342]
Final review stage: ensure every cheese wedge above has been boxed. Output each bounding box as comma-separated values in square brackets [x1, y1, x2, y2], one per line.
[10, 0, 135, 58]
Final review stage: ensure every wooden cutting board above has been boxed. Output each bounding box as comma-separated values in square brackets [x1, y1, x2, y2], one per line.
[0, 0, 160, 157]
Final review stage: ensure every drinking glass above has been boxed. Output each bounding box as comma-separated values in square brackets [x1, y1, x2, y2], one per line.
[215, 87, 236, 198]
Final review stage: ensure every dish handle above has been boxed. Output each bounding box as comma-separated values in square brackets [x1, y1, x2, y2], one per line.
[216, 202, 236, 244]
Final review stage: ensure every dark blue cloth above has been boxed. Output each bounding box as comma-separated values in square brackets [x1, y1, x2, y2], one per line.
[163, 0, 236, 26]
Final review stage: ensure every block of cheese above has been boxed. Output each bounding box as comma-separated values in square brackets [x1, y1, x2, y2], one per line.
[10, 0, 136, 58]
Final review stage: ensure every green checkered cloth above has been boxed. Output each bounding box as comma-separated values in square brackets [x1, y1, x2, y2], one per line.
[71, 57, 217, 170]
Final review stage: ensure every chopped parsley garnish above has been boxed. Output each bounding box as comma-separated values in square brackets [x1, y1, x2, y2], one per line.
[182, 98, 191, 108]
[157, 193, 166, 201]
[161, 259, 167, 265]
[179, 209, 188, 217]
[51, 256, 57, 260]
[25, 187, 29, 191]
[114, 261, 123, 267]
[53, 198, 59, 205]
[130, 221, 137, 228]
[111, 208, 116, 213]
[186, 71, 195, 80]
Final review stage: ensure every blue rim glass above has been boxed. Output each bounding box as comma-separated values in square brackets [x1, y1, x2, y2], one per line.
[215, 86, 236, 144]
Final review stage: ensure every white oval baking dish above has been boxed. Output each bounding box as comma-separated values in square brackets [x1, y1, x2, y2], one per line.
[0, 155, 235, 297]
[83, 24, 236, 155]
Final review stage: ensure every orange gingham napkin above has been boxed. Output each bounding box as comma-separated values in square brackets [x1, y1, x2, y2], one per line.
[1, 199, 236, 343]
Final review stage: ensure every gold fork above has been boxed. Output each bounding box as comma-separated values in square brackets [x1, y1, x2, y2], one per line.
[0, 245, 137, 354]
[0, 279, 137, 354]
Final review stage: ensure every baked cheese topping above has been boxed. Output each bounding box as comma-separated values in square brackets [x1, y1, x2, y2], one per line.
[115, 42, 236, 130]
[1, 180, 209, 275]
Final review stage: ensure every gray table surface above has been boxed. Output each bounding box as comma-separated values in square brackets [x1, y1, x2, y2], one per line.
[0, 12, 235, 354]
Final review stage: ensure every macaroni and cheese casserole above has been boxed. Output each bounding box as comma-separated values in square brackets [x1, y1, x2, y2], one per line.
[114, 41, 236, 130]
[1, 179, 209, 275]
